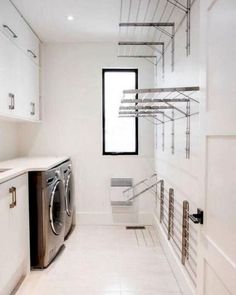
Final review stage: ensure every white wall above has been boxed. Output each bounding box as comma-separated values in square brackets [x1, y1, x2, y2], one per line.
[153, 1, 200, 294]
[0, 121, 19, 161]
[154, 0, 200, 209]
[18, 42, 155, 224]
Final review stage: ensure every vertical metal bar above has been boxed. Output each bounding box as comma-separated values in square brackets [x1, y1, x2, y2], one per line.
[160, 180, 164, 223]
[186, 101, 191, 159]
[168, 188, 174, 240]
[182, 200, 189, 265]
[171, 24, 175, 71]
[171, 110, 175, 155]
[155, 124, 158, 150]
[162, 113, 165, 152]
[155, 174, 158, 208]
[186, 0, 191, 56]
[162, 45, 165, 79]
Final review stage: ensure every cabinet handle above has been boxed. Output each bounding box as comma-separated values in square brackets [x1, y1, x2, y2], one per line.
[30, 102, 35, 115]
[27, 49, 37, 59]
[3, 24, 18, 38]
[8, 93, 15, 110]
[9, 187, 16, 208]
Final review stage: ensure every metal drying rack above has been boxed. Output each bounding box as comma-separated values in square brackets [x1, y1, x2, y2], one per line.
[122, 175, 199, 287]
[118, 0, 195, 75]
[119, 86, 200, 159]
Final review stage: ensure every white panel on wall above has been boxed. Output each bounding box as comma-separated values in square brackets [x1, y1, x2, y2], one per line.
[204, 262, 231, 295]
[206, 0, 236, 135]
[206, 136, 236, 264]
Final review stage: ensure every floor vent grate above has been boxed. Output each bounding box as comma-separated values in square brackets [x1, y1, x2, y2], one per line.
[126, 226, 146, 230]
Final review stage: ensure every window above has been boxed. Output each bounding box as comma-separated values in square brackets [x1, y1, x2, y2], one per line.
[102, 69, 138, 155]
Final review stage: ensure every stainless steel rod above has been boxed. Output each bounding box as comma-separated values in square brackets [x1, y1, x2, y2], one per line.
[121, 98, 189, 103]
[126, 182, 160, 201]
[118, 55, 157, 58]
[119, 41, 164, 46]
[119, 111, 164, 115]
[120, 106, 173, 110]
[123, 86, 200, 95]
[119, 22, 175, 27]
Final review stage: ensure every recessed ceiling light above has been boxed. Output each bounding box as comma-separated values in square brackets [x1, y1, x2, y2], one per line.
[67, 15, 74, 21]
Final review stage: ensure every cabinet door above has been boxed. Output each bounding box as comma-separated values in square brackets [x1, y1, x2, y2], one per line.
[27, 60, 40, 120]
[0, 178, 13, 293]
[0, 174, 29, 295]
[10, 174, 29, 268]
[0, 0, 40, 66]
[0, 30, 40, 120]
[19, 20, 40, 66]
[0, 0, 22, 48]
[16, 52, 40, 120]
[0, 31, 17, 116]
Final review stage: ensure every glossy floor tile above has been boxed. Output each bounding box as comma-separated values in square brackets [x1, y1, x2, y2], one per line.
[16, 226, 182, 295]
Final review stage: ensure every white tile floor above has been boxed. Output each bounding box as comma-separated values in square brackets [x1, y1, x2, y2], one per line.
[17, 226, 182, 295]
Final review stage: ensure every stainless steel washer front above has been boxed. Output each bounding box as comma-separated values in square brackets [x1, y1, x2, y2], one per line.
[61, 160, 75, 238]
[29, 166, 66, 268]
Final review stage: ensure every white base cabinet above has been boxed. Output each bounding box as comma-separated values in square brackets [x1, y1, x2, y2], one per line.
[0, 174, 30, 295]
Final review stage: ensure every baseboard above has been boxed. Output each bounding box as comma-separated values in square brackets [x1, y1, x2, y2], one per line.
[76, 211, 153, 225]
[152, 213, 196, 295]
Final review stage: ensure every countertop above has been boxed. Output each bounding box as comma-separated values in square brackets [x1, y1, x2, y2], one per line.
[0, 157, 70, 184]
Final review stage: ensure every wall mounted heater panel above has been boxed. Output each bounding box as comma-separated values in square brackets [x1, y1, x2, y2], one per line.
[110, 178, 133, 207]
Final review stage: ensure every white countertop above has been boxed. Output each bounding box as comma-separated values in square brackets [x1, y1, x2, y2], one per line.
[0, 157, 70, 184]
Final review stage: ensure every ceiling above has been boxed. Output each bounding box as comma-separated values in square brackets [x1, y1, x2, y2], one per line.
[11, 0, 182, 45]
[11, 0, 121, 42]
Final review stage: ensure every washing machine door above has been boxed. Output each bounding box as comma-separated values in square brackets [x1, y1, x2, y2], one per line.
[65, 171, 73, 216]
[49, 179, 64, 235]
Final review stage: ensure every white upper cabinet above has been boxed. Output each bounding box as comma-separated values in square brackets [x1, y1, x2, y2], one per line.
[16, 49, 40, 119]
[0, 0, 40, 121]
[0, 31, 18, 116]
[0, 0, 39, 65]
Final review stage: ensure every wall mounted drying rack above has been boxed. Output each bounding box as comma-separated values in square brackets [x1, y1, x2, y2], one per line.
[118, 0, 195, 74]
[119, 22, 175, 72]
[122, 175, 198, 287]
[123, 173, 160, 204]
[160, 186, 198, 287]
[167, 0, 191, 56]
[119, 40, 165, 77]
[119, 86, 200, 159]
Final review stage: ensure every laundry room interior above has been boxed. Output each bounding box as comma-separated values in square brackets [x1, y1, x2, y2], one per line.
[0, 0, 235, 294]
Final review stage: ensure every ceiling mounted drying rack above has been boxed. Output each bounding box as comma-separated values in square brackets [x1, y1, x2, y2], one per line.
[119, 86, 200, 159]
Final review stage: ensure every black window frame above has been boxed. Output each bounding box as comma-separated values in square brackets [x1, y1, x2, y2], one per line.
[102, 68, 139, 156]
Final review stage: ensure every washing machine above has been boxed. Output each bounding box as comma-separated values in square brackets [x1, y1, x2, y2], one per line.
[28, 165, 66, 268]
[60, 160, 75, 239]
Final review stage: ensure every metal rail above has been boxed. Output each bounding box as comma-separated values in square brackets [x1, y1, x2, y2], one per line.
[119, 22, 175, 71]
[159, 187, 198, 288]
[123, 86, 200, 95]
[119, 41, 165, 76]
[119, 86, 199, 159]
[123, 174, 163, 203]
[120, 106, 174, 110]
[167, 0, 191, 56]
